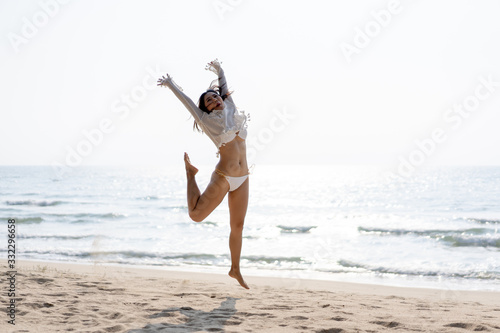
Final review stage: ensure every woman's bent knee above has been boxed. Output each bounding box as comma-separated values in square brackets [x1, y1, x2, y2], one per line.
[189, 210, 205, 223]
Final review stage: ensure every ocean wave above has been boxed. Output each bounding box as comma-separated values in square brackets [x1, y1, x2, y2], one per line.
[358, 226, 500, 248]
[242, 255, 306, 264]
[16, 249, 306, 267]
[467, 217, 500, 225]
[137, 195, 161, 201]
[277, 225, 317, 233]
[440, 235, 500, 248]
[337, 260, 500, 280]
[14, 217, 44, 224]
[243, 235, 259, 240]
[19, 250, 221, 261]
[47, 212, 128, 220]
[76, 212, 127, 219]
[200, 221, 219, 226]
[358, 226, 491, 237]
[5, 200, 64, 207]
[160, 205, 188, 210]
[18, 234, 96, 240]
[4, 212, 128, 224]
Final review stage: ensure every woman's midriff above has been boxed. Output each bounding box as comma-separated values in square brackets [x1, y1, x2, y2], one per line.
[216, 135, 248, 177]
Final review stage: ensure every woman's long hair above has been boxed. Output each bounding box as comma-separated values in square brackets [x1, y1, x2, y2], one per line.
[194, 85, 232, 132]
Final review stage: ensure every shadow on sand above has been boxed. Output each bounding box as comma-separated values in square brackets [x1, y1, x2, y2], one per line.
[127, 297, 239, 332]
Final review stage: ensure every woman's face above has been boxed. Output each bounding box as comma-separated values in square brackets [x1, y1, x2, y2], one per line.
[204, 92, 224, 112]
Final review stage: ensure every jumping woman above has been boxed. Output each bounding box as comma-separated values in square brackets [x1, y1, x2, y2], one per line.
[157, 59, 250, 289]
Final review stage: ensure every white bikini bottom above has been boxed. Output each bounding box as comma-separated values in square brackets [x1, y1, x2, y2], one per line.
[215, 169, 249, 192]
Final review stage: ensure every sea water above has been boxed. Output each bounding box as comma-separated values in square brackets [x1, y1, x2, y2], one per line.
[1, 165, 499, 291]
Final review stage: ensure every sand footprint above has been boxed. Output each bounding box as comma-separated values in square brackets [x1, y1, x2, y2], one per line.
[444, 323, 490, 331]
[370, 320, 401, 328]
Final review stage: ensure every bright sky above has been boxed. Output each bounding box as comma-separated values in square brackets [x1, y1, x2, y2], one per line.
[2, 0, 500, 170]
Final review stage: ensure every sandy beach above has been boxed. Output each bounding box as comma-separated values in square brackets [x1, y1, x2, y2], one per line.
[1, 260, 498, 332]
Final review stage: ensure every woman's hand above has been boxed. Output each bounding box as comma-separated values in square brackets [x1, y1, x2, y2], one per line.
[157, 74, 171, 87]
[205, 59, 222, 74]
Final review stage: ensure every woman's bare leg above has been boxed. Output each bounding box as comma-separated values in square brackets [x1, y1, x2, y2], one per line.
[227, 177, 250, 289]
[184, 153, 229, 222]
[184, 153, 200, 211]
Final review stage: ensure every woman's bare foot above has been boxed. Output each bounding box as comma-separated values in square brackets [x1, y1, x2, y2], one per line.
[229, 268, 249, 289]
[184, 153, 198, 177]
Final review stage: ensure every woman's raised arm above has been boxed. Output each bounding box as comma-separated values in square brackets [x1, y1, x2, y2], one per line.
[206, 59, 234, 104]
[157, 74, 205, 125]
